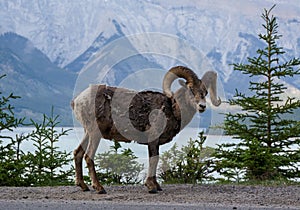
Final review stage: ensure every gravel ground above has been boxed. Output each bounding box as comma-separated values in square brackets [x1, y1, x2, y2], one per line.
[0, 184, 299, 209]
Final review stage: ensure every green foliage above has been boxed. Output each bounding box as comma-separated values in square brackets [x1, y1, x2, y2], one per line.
[159, 132, 215, 184]
[215, 5, 300, 182]
[94, 141, 144, 185]
[0, 74, 29, 186]
[25, 108, 74, 186]
[0, 74, 74, 186]
[0, 134, 30, 186]
[0, 75, 25, 133]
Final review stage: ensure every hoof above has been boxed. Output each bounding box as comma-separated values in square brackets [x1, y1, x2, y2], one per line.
[145, 176, 162, 193]
[82, 187, 90, 192]
[148, 189, 158, 194]
[77, 183, 90, 192]
[92, 184, 106, 194]
[97, 189, 107, 194]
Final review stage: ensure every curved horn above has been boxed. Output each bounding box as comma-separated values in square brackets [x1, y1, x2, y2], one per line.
[163, 66, 199, 98]
[201, 71, 221, 106]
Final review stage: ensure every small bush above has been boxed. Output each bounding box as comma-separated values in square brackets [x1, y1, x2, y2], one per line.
[26, 108, 74, 186]
[159, 131, 215, 184]
[0, 74, 73, 186]
[94, 141, 144, 185]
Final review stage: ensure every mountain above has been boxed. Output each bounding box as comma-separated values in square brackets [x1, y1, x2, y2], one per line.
[1, 1, 300, 126]
[66, 19, 163, 90]
[66, 19, 125, 73]
[1, 1, 299, 80]
[0, 32, 76, 125]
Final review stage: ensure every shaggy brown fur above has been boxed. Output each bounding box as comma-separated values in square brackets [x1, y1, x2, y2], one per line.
[71, 66, 221, 194]
[95, 85, 180, 145]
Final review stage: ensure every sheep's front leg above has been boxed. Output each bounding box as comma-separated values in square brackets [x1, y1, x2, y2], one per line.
[74, 133, 89, 191]
[145, 141, 162, 193]
[84, 133, 106, 194]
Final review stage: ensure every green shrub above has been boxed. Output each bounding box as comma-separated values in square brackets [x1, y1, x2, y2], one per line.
[159, 131, 215, 184]
[26, 108, 74, 186]
[0, 74, 74, 186]
[94, 141, 144, 185]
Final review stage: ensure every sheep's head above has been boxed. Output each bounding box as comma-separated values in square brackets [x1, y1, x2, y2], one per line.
[163, 66, 221, 113]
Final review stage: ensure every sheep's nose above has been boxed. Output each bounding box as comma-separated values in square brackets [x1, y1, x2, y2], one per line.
[199, 104, 206, 109]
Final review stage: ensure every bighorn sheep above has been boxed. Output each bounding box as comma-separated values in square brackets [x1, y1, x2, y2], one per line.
[71, 66, 221, 194]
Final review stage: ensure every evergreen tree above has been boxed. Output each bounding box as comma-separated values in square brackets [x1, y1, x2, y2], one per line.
[0, 74, 29, 186]
[0, 74, 25, 132]
[1, 74, 74, 186]
[27, 109, 74, 186]
[215, 5, 300, 182]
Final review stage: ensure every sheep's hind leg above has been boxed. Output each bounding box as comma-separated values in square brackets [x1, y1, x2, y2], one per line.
[74, 132, 89, 191]
[145, 141, 162, 193]
[84, 132, 106, 194]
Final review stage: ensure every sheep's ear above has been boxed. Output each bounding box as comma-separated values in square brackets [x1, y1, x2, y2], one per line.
[178, 79, 187, 88]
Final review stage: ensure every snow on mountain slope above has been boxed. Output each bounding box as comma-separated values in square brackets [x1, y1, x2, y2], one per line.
[1, 0, 300, 126]
[0, 33, 76, 125]
[1, 0, 300, 81]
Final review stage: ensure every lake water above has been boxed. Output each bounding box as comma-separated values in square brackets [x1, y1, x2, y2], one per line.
[2, 127, 298, 179]
[1, 126, 233, 154]
[1, 127, 234, 175]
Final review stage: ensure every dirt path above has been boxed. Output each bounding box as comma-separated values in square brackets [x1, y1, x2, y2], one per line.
[0, 184, 299, 209]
